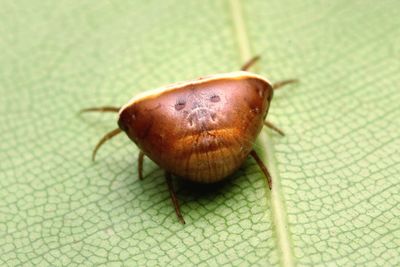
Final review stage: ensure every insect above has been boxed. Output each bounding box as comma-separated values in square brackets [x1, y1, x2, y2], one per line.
[81, 56, 297, 224]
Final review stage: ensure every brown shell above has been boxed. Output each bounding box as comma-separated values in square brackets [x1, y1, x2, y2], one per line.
[118, 71, 273, 183]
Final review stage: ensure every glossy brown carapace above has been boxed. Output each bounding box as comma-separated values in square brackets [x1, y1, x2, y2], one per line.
[81, 56, 297, 224]
[118, 72, 273, 183]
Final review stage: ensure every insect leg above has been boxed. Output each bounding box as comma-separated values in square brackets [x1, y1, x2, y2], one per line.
[138, 150, 145, 180]
[272, 79, 299, 90]
[91, 128, 122, 161]
[250, 150, 272, 190]
[165, 172, 185, 224]
[80, 106, 120, 113]
[263, 121, 285, 136]
[240, 55, 261, 71]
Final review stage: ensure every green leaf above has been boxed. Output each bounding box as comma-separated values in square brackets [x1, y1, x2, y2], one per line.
[1, 0, 399, 266]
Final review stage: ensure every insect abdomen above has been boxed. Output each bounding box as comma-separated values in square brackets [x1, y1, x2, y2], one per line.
[118, 72, 273, 183]
[166, 128, 251, 183]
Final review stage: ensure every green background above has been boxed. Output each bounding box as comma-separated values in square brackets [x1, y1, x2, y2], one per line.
[1, 0, 399, 266]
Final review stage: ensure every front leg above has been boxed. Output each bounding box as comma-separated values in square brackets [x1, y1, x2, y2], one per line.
[165, 172, 185, 224]
[272, 79, 299, 90]
[263, 120, 285, 136]
[138, 151, 145, 180]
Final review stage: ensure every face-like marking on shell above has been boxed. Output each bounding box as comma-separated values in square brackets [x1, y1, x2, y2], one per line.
[209, 94, 220, 103]
[172, 91, 222, 128]
[175, 99, 186, 111]
[186, 107, 217, 127]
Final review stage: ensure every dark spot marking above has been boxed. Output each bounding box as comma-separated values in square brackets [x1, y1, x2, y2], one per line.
[175, 99, 186, 111]
[210, 94, 220, 103]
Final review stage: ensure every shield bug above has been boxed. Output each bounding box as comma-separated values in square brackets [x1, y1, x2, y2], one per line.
[81, 56, 297, 224]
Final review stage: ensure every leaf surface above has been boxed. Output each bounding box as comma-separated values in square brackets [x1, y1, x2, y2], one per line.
[0, 0, 399, 266]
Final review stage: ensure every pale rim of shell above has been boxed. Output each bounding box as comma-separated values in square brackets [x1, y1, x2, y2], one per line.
[119, 71, 271, 115]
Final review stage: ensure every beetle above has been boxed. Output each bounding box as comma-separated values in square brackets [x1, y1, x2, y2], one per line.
[81, 56, 297, 224]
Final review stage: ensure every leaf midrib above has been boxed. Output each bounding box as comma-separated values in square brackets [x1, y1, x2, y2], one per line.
[228, 1, 295, 266]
